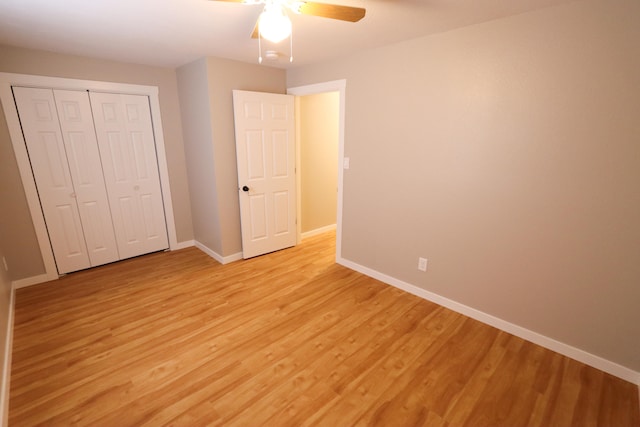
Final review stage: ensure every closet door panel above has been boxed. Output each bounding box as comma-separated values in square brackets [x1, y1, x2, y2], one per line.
[54, 90, 120, 268]
[90, 92, 169, 259]
[13, 87, 90, 274]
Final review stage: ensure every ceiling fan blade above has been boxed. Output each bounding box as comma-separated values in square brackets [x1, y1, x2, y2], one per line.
[295, 1, 366, 22]
[251, 20, 259, 38]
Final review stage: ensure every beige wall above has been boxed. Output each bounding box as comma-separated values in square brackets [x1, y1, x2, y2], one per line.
[287, 0, 640, 372]
[0, 45, 194, 280]
[0, 102, 43, 279]
[0, 97, 21, 425]
[178, 57, 286, 257]
[0, 113, 17, 420]
[207, 57, 286, 256]
[0, 235, 12, 426]
[299, 92, 339, 233]
[177, 59, 223, 254]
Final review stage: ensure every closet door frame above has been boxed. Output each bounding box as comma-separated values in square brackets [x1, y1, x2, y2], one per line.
[0, 72, 179, 282]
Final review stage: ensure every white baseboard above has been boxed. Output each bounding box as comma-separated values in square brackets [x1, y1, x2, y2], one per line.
[172, 240, 195, 250]
[12, 242, 197, 290]
[0, 287, 15, 427]
[12, 273, 52, 290]
[194, 241, 243, 265]
[337, 257, 640, 386]
[301, 224, 337, 240]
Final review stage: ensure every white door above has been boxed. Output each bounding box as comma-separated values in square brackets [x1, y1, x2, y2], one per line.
[90, 92, 169, 259]
[53, 89, 120, 267]
[13, 87, 91, 273]
[233, 90, 296, 259]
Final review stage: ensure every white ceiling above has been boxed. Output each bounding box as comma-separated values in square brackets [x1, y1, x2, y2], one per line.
[0, 0, 577, 69]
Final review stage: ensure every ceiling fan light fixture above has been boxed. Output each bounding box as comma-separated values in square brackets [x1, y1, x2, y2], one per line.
[259, 5, 292, 43]
[289, 0, 305, 14]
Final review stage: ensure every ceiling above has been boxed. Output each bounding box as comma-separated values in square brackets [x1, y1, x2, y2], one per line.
[0, 0, 577, 69]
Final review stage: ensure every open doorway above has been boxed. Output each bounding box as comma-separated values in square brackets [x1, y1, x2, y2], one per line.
[289, 80, 346, 262]
[296, 92, 339, 239]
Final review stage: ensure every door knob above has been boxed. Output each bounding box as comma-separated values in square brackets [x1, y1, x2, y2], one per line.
[242, 186, 249, 192]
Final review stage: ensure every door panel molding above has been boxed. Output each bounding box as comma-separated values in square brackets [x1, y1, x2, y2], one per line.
[0, 72, 178, 281]
[54, 89, 120, 269]
[12, 87, 93, 274]
[90, 92, 169, 259]
[233, 90, 296, 259]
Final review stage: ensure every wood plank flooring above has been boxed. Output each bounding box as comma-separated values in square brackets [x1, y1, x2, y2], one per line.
[9, 232, 639, 426]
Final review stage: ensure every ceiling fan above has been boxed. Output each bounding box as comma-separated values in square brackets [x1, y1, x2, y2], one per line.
[211, 0, 366, 62]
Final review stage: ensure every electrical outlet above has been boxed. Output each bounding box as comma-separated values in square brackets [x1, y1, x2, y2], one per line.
[418, 257, 427, 272]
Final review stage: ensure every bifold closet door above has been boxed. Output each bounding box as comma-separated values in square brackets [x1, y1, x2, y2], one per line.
[13, 87, 119, 274]
[89, 92, 169, 259]
[54, 90, 120, 267]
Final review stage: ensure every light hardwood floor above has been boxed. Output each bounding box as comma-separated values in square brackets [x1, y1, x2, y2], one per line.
[9, 232, 639, 426]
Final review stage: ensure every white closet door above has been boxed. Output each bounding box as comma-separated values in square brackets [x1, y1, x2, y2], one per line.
[13, 87, 91, 274]
[89, 92, 169, 259]
[53, 89, 120, 267]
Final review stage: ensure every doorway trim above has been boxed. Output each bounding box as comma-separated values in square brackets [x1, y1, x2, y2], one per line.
[287, 79, 346, 261]
[0, 72, 179, 283]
